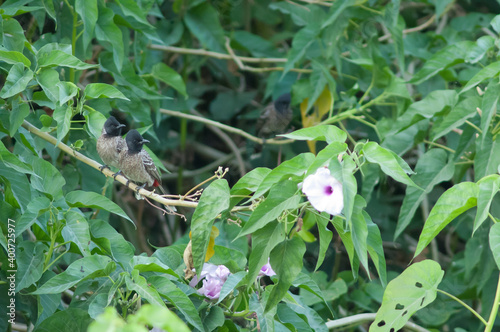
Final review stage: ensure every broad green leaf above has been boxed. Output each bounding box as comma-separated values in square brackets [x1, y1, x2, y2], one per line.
[351, 195, 369, 276]
[276, 304, 314, 332]
[246, 221, 286, 286]
[83, 109, 106, 140]
[230, 167, 271, 207]
[321, 0, 360, 29]
[266, 236, 306, 312]
[90, 220, 135, 266]
[34, 308, 92, 332]
[409, 41, 474, 84]
[292, 273, 332, 316]
[37, 49, 97, 69]
[42, 0, 57, 22]
[184, 3, 225, 52]
[253, 153, 315, 198]
[9, 100, 30, 137]
[396, 149, 455, 239]
[16, 241, 47, 291]
[61, 210, 91, 257]
[0, 140, 34, 175]
[31, 157, 65, 199]
[127, 304, 190, 332]
[75, 0, 98, 52]
[336, 155, 357, 226]
[115, 0, 153, 27]
[65, 190, 132, 223]
[430, 96, 480, 141]
[151, 62, 187, 97]
[217, 271, 247, 304]
[16, 196, 51, 236]
[270, 2, 326, 27]
[149, 276, 204, 331]
[474, 174, 500, 234]
[370, 260, 444, 332]
[475, 131, 500, 181]
[53, 104, 72, 143]
[489, 223, 500, 270]
[249, 291, 276, 332]
[202, 305, 225, 331]
[191, 179, 230, 275]
[307, 142, 348, 181]
[95, 7, 124, 70]
[239, 180, 301, 237]
[280, 125, 346, 143]
[366, 212, 387, 286]
[331, 215, 360, 278]
[310, 211, 332, 271]
[414, 182, 478, 258]
[282, 294, 328, 332]
[0, 49, 31, 67]
[131, 256, 178, 278]
[480, 81, 500, 142]
[84, 83, 130, 100]
[36, 68, 61, 102]
[33, 255, 115, 294]
[362, 142, 418, 188]
[125, 269, 166, 308]
[390, 90, 458, 134]
[0, 63, 33, 98]
[461, 61, 500, 93]
[57, 81, 78, 105]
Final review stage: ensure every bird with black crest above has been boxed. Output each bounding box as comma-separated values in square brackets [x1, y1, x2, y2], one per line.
[96, 115, 126, 174]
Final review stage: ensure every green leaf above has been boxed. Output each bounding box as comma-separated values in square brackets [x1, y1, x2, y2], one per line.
[34, 308, 92, 332]
[0, 138, 35, 177]
[84, 83, 130, 100]
[250, 292, 276, 332]
[16, 241, 47, 291]
[9, 100, 30, 137]
[184, 3, 225, 52]
[390, 90, 458, 134]
[362, 142, 418, 188]
[149, 276, 204, 331]
[283, 24, 319, 74]
[33, 255, 115, 294]
[321, 0, 359, 29]
[230, 167, 271, 207]
[90, 220, 135, 266]
[475, 131, 500, 181]
[53, 104, 72, 144]
[0, 63, 33, 98]
[280, 125, 346, 143]
[246, 221, 286, 286]
[351, 195, 369, 275]
[253, 153, 315, 198]
[409, 41, 474, 84]
[480, 81, 500, 142]
[366, 212, 387, 286]
[84, 109, 106, 140]
[31, 157, 65, 199]
[461, 61, 500, 93]
[311, 211, 332, 271]
[57, 81, 78, 105]
[65, 190, 132, 223]
[307, 142, 348, 178]
[414, 182, 478, 258]
[75, 0, 98, 52]
[127, 304, 190, 332]
[265, 236, 306, 312]
[331, 215, 359, 278]
[474, 175, 500, 234]
[131, 256, 178, 278]
[151, 63, 187, 97]
[37, 49, 98, 69]
[430, 96, 480, 141]
[396, 149, 455, 239]
[125, 269, 166, 308]
[370, 260, 444, 332]
[61, 210, 91, 257]
[37, 68, 61, 102]
[217, 271, 247, 304]
[489, 223, 500, 270]
[115, 0, 153, 28]
[239, 180, 301, 237]
[191, 179, 230, 275]
[0, 49, 31, 67]
[95, 6, 124, 70]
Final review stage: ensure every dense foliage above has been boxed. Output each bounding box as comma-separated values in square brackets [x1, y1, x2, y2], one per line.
[2, 0, 500, 331]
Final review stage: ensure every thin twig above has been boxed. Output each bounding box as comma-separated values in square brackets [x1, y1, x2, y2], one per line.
[160, 108, 295, 145]
[325, 313, 431, 332]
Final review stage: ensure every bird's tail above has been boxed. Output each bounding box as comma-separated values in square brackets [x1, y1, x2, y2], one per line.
[156, 184, 177, 212]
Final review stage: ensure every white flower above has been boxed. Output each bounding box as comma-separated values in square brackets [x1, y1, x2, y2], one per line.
[302, 167, 344, 216]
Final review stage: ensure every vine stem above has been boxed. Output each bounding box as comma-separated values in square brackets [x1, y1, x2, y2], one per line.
[324, 313, 430, 332]
[437, 289, 487, 326]
[485, 272, 500, 332]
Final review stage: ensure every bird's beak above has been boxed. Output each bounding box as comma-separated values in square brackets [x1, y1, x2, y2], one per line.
[118, 124, 126, 128]
[141, 139, 150, 144]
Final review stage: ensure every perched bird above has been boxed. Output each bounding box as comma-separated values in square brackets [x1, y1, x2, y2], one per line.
[96, 116, 126, 172]
[256, 93, 292, 138]
[119, 129, 167, 195]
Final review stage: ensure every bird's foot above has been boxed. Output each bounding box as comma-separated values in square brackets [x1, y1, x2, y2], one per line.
[112, 170, 123, 179]
[99, 165, 110, 173]
[135, 183, 147, 194]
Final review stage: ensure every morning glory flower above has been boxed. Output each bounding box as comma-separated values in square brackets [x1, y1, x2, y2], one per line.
[302, 167, 344, 216]
[259, 258, 276, 277]
[190, 263, 230, 300]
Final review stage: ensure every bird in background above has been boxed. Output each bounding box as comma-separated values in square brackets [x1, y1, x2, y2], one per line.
[96, 116, 126, 174]
[256, 92, 292, 138]
[119, 129, 167, 196]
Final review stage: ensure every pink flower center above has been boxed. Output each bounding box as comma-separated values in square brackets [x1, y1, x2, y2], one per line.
[324, 185, 334, 195]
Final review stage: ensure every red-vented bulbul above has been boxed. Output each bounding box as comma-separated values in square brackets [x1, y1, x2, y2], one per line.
[256, 93, 292, 138]
[119, 129, 167, 195]
[96, 116, 126, 172]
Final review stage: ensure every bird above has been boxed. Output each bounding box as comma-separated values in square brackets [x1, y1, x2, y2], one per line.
[256, 93, 292, 138]
[96, 116, 126, 173]
[119, 129, 167, 195]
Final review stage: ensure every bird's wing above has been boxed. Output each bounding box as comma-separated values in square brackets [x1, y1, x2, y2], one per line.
[141, 150, 162, 184]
